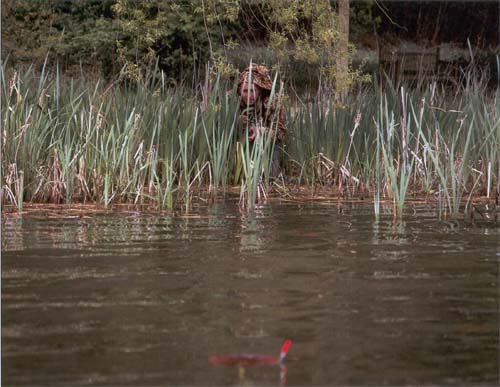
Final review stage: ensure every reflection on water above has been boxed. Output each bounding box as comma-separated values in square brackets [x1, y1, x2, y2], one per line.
[2, 201, 499, 386]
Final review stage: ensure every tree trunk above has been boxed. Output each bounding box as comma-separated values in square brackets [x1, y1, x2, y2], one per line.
[337, 0, 349, 95]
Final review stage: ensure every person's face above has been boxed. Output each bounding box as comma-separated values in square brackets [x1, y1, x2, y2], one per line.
[240, 81, 260, 105]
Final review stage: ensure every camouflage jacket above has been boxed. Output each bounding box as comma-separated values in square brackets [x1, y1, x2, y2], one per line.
[240, 94, 287, 141]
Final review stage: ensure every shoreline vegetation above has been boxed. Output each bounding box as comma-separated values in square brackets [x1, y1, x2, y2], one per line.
[1, 61, 499, 218]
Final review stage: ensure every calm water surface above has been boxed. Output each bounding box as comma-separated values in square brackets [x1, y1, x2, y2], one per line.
[2, 201, 499, 386]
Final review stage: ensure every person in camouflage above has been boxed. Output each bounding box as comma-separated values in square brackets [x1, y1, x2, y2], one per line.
[237, 63, 286, 177]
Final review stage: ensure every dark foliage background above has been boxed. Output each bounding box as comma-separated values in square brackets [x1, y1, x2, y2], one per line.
[2, 0, 499, 82]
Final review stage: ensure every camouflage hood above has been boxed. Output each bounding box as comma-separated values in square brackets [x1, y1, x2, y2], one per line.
[238, 64, 273, 92]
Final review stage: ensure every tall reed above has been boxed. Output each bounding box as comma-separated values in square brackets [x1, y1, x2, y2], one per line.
[1, 60, 498, 217]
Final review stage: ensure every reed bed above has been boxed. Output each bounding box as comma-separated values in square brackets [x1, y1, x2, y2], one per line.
[2, 61, 499, 217]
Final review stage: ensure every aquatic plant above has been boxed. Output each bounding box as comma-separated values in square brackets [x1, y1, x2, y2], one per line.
[202, 76, 239, 197]
[1, 60, 498, 217]
[376, 89, 414, 217]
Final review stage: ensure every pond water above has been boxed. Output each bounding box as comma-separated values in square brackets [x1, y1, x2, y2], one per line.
[2, 201, 499, 386]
